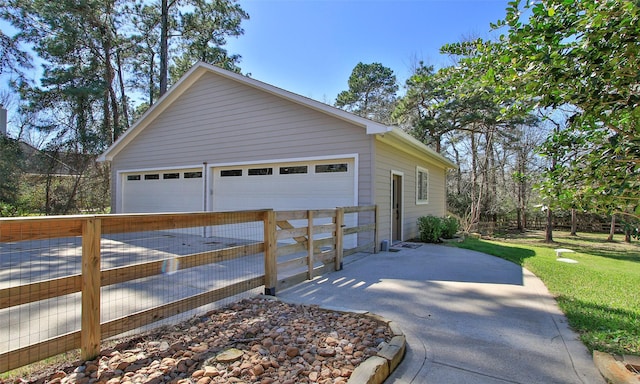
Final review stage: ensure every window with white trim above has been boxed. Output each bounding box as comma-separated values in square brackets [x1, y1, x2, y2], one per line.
[416, 167, 429, 204]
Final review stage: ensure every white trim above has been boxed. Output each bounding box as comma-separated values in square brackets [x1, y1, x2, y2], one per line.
[205, 153, 359, 168]
[416, 166, 429, 205]
[117, 164, 204, 174]
[391, 170, 404, 242]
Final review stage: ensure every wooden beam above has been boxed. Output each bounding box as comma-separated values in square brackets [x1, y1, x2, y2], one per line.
[312, 223, 336, 235]
[308, 209, 336, 218]
[277, 256, 308, 270]
[276, 271, 308, 292]
[100, 211, 267, 234]
[343, 205, 376, 214]
[307, 210, 314, 280]
[101, 276, 264, 339]
[276, 220, 307, 243]
[276, 238, 334, 258]
[277, 242, 307, 257]
[264, 211, 277, 296]
[277, 226, 308, 241]
[81, 218, 101, 361]
[0, 217, 84, 242]
[335, 207, 344, 271]
[101, 243, 264, 286]
[0, 332, 80, 373]
[0, 275, 81, 309]
[343, 223, 376, 236]
[276, 210, 307, 221]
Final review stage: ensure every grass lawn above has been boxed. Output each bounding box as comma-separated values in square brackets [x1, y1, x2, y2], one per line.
[451, 230, 639, 356]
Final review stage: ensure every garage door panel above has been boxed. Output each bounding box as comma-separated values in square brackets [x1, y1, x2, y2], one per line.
[121, 169, 203, 213]
[212, 159, 355, 211]
[211, 159, 356, 246]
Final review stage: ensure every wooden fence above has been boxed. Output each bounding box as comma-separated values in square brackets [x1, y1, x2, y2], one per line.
[0, 205, 376, 372]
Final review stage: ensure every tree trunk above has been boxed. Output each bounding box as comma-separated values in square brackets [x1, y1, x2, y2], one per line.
[520, 153, 527, 231]
[545, 207, 554, 243]
[607, 215, 615, 241]
[451, 143, 462, 195]
[570, 208, 577, 236]
[470, 132, 479, 231]
[115, 48, 130, 131]
[159, 0, 169, 97]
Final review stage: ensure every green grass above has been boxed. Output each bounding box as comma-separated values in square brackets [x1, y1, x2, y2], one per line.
[451, 231, 640, 355]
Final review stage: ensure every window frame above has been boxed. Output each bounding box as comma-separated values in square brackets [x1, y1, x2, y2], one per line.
[416, 166, 429, 204]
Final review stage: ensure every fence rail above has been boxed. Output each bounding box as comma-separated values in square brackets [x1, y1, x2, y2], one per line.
[0, 205, 376, 372]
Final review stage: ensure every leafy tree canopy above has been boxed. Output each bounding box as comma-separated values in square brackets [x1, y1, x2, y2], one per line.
[335, 62, 398, 124]
[452, 0, 640, 219]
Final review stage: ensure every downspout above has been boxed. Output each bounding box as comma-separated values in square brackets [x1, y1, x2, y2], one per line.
[203, 162, 208, 238]
[202, 162, 208, 212]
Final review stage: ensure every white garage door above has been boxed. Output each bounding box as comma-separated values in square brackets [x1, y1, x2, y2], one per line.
[121, 168, 204, 213]
[211, 159, 356, 211]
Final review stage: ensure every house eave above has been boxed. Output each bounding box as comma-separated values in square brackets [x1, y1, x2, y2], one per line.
[98, 62, 393, 162]
[375, 128, 457, 169]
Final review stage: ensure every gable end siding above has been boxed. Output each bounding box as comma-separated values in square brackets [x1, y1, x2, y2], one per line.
[111, 73, 373, 212]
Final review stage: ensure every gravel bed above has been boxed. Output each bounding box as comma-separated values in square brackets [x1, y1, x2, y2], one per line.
[8, 297, 392, 384]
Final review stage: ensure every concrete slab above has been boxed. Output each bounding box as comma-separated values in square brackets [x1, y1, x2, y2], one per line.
[279, 244, 605, 384]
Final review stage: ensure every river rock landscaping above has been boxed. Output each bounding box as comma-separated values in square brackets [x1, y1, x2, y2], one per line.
[5, 297, 392, 384]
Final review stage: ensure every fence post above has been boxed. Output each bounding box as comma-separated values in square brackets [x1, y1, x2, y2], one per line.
[81, 217, 101, 360]
[374, 205, 379, 254]
[307, 210, 314, 279]
[335, 207, 344, 270]
[263, 210, 277, 296]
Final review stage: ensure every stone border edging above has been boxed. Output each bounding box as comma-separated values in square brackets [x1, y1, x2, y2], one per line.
[268, 297, 406, 384]
[593, 350, 640, 384]
[347, 313, 406, 384]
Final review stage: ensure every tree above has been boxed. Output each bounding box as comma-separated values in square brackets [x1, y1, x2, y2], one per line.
[335, 62, 398, 124]
[128, 2, 163, 106]
[0, 134, 22, 208]
[393, 62, 449, 152]
[159, 0, 249, 97]
[486, 0, 640, 220]
[0, 30, 31, 79]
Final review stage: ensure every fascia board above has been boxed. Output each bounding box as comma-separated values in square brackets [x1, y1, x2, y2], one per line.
[376, 128, 458, 169]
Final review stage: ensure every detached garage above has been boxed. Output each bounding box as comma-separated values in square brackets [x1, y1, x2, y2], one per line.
[98, 62, 456, 244]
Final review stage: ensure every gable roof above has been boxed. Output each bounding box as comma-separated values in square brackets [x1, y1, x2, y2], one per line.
[98, 62, 455, 169]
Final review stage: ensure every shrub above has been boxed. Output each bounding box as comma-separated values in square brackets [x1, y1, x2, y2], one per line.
[441, 216, 460, 239]
[418, 216, 443, 243]
[418, 215, 460, 243]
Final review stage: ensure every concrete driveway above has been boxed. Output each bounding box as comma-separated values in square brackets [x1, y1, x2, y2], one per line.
[278, 243, 605, 384]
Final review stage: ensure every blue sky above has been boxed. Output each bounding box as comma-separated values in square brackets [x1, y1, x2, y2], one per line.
[0, 0, 510, 127]
[226, 0, 510, 103]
